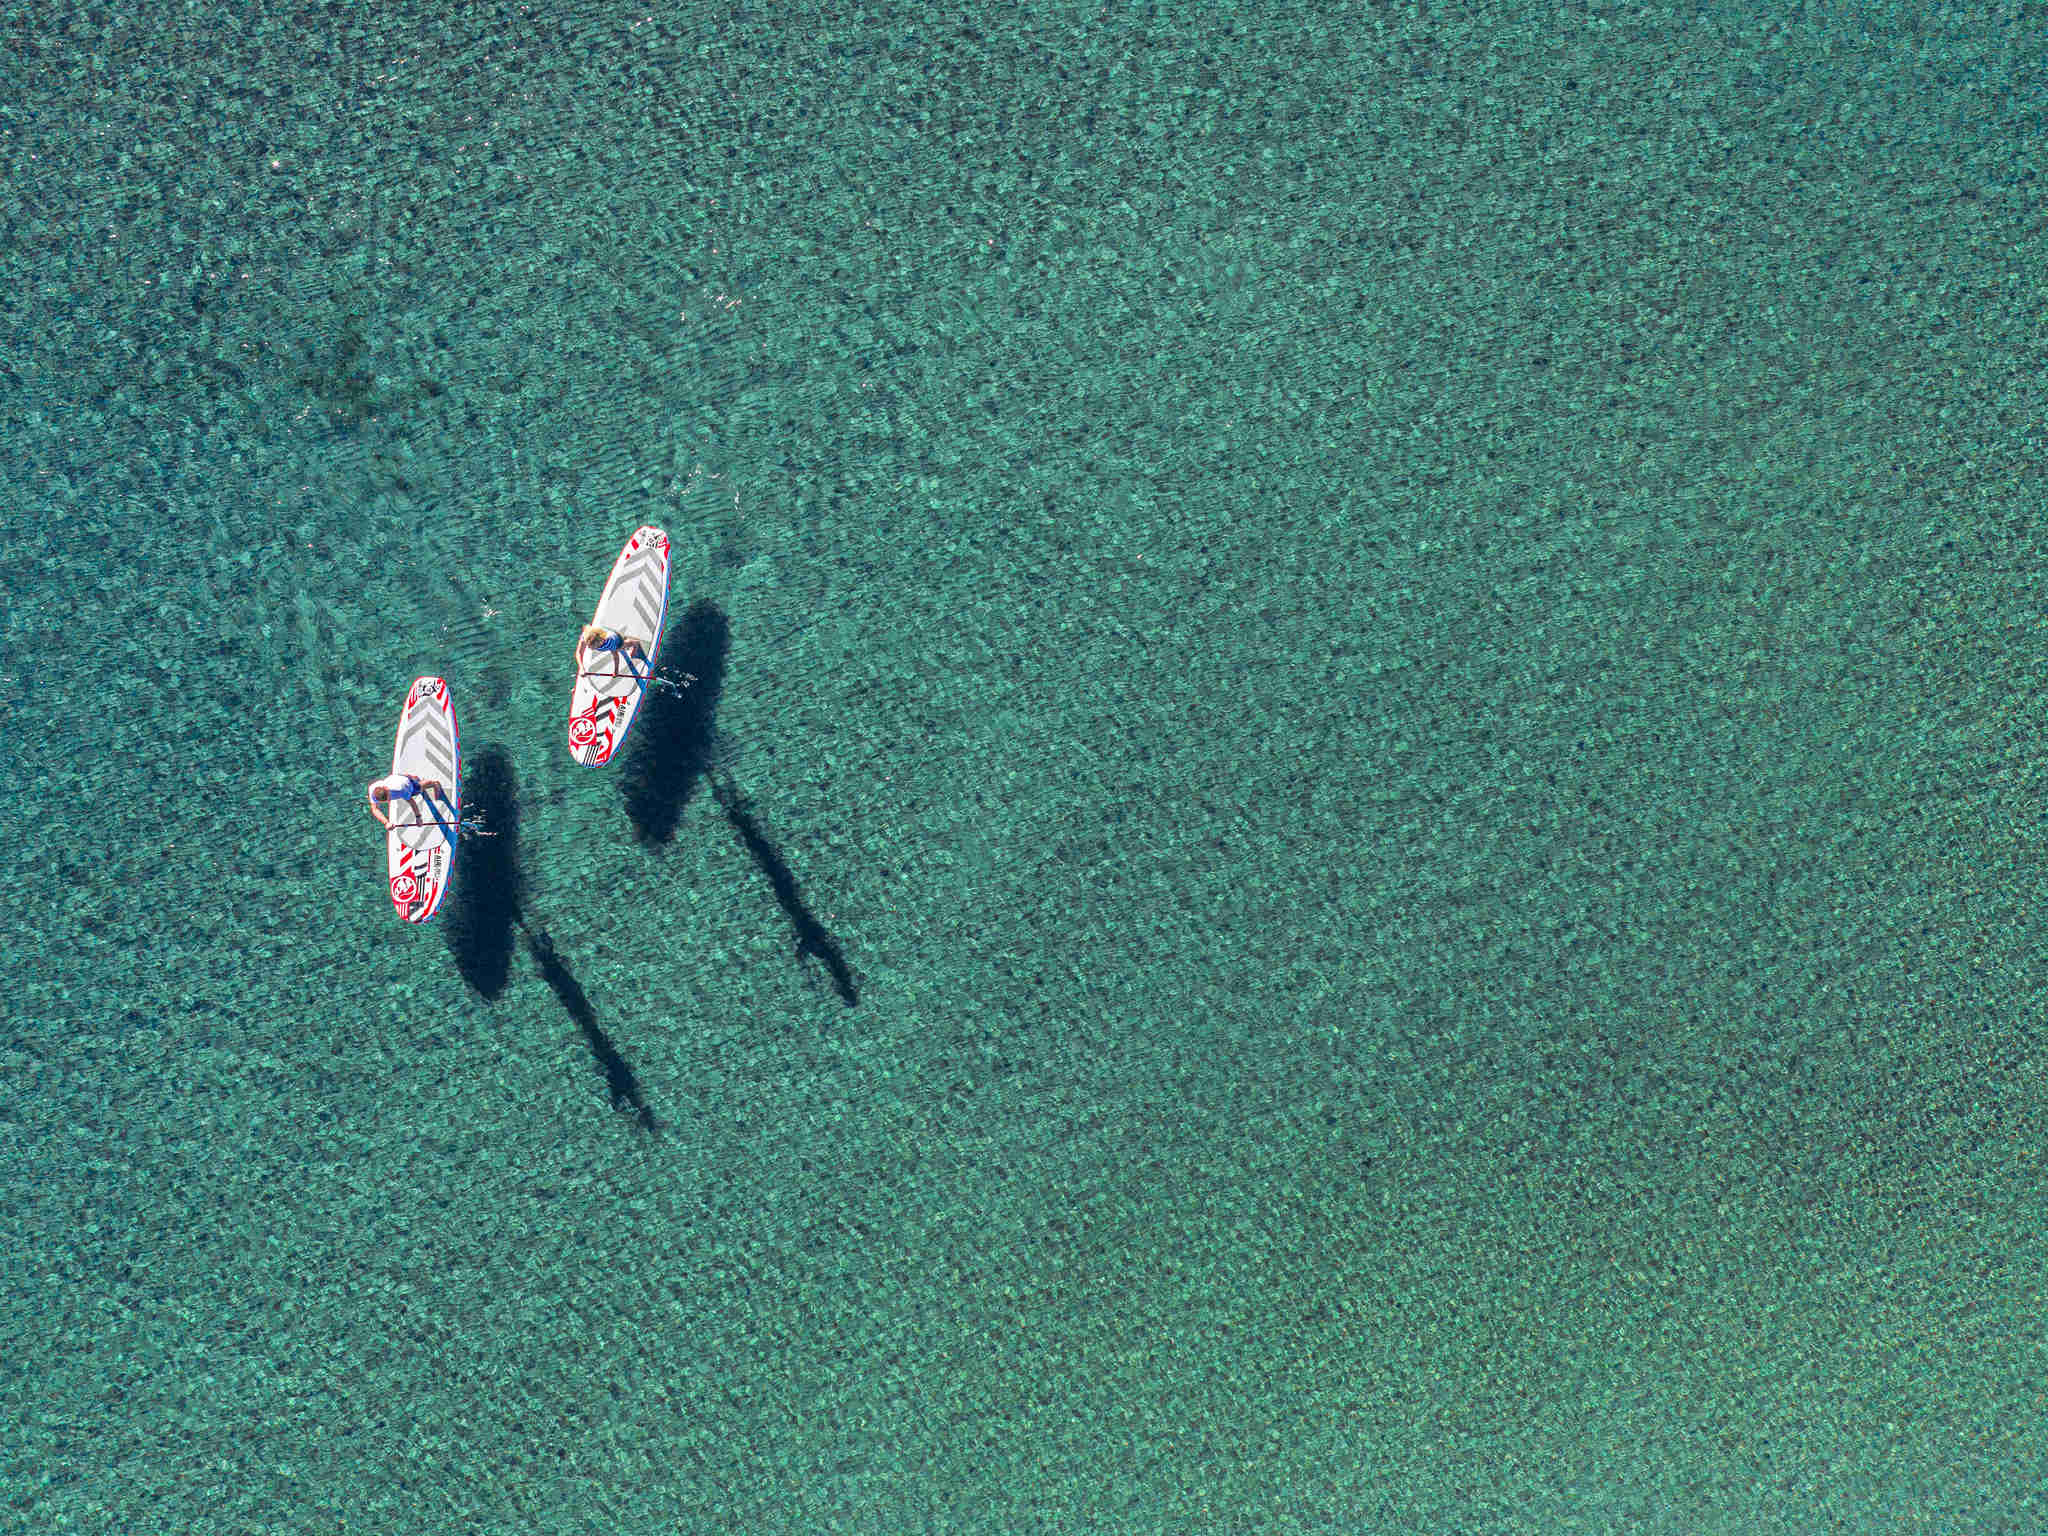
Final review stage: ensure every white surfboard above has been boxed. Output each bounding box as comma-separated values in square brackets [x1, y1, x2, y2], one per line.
[384, 675, 461, 923]
[567, 525, 670, 766]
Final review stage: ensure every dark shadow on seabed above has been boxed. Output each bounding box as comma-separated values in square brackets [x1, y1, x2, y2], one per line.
[444, 744, 522, 999]
[521, 920, 659, 1133]
[711, 769, 859, 1008]
[620, 599, 730, 847]
[440, 746, 657, 1129]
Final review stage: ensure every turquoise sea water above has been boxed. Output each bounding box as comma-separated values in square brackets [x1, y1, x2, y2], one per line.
[4, 4, 2044, 1531]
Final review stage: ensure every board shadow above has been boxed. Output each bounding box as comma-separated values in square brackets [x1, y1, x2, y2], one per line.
[444, 744, 522, 999]
[620, 599, 730, 847]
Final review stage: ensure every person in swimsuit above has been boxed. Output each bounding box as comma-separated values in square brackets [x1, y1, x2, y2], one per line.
[366, 771, 449, 830]
[576, 624, 648, 671]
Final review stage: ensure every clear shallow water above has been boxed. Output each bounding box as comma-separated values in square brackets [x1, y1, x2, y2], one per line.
[3, 5, 2044, 1530]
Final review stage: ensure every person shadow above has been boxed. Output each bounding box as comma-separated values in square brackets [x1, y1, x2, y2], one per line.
[521, 920, 658, 1133]
[442, 744, 659, 1130]
[624, 597, 859, 1006]
[710, 768, 859, 1008]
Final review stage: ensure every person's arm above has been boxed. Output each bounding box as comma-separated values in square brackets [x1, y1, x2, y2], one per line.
[367, 794, 393, 830]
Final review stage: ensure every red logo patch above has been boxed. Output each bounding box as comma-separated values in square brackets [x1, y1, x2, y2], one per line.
[389, 873, 421, 905]
[569, 715, 599, 749]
